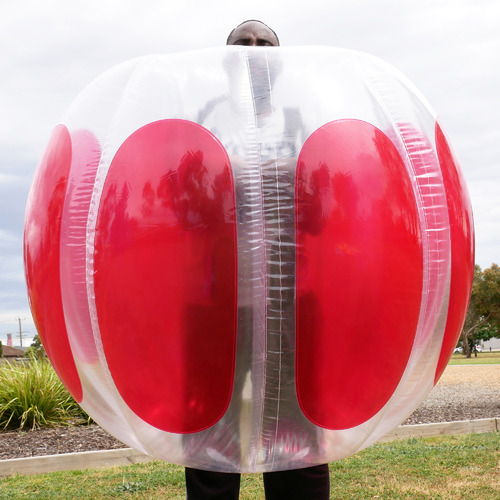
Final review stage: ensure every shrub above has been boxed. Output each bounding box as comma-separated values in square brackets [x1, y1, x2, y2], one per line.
[24, 334, 46, 359]
[0, 359, 89, 430]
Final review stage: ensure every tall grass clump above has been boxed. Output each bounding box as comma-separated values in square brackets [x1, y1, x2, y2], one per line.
[0, 359, 89, 430]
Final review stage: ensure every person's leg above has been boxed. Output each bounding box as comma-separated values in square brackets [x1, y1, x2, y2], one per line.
[263, 464, 330, 500]
[185, 468, 241, 500]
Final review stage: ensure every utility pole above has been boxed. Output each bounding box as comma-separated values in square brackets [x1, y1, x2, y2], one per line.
[18, 317, 28, 348]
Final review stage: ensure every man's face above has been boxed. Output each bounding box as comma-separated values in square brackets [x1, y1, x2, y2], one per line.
[227, 21, 279, 47]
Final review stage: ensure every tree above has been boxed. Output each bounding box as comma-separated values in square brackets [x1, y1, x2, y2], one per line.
[460, 263, 500, 358]
[0, 340, 3, 358]
[25, 334, 46, 359]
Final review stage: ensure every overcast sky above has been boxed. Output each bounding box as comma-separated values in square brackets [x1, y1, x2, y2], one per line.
[1, 0, 499, 345]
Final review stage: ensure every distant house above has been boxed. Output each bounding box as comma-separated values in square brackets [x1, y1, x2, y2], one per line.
[483, 338, 500, 351]
[0, 345, 26, 364]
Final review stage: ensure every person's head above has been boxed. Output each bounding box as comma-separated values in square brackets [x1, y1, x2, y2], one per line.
[226, 20, 279, 47]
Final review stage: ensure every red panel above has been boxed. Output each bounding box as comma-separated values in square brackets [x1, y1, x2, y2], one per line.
[24, 125, 83, 402]
[94, 119, 237, 433]
[434, 123, 475, 382]
[295, 120, 423, 430]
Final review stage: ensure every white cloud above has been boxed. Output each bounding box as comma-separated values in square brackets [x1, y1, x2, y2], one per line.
[0, 0, 499, 318]
[0, 230, 19, 247]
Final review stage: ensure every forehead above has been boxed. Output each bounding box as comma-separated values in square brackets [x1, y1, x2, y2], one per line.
[229, 22, 278, 44]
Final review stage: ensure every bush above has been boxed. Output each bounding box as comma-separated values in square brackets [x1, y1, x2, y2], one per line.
[0, 359, 89, 430]
[24, 334, 46, 359]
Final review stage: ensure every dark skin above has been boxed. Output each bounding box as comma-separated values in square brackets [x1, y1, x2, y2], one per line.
[226, 21, 279, 47]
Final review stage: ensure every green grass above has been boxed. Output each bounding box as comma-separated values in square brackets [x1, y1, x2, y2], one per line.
[0, 360, 88, 430]
[0, 433, 498, 499]
[448, 351, 500, 365]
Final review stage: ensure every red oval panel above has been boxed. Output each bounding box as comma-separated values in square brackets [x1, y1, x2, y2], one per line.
[295, 119, 423, 430]
[24, 125, 83, 402]
[434, 123, 475, 382]
[94, 119, 237, 433]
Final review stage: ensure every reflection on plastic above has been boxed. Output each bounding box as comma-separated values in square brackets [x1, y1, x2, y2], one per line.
[94, 120, 237, 434]
[434, 123, 475, 381]
[24, 125, 83, 402]
[296, 120, 423, 430]
[24, 46, 474, 472]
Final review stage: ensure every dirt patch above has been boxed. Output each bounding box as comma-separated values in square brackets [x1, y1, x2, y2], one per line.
[0, 424, 127, 460]
[1, 365, 498, 460]
[403, 364, 500, 424]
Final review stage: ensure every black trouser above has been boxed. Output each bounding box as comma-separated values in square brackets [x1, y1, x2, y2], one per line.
[185, 464, 330, 500]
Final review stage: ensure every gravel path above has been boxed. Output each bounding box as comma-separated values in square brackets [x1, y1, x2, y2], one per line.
[1, 364, 498, 460]
[403, 364, 500, 424]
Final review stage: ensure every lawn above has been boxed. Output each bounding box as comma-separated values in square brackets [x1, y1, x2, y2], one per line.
[448, 351, 500, 365]
[0, 432, 498, 499]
